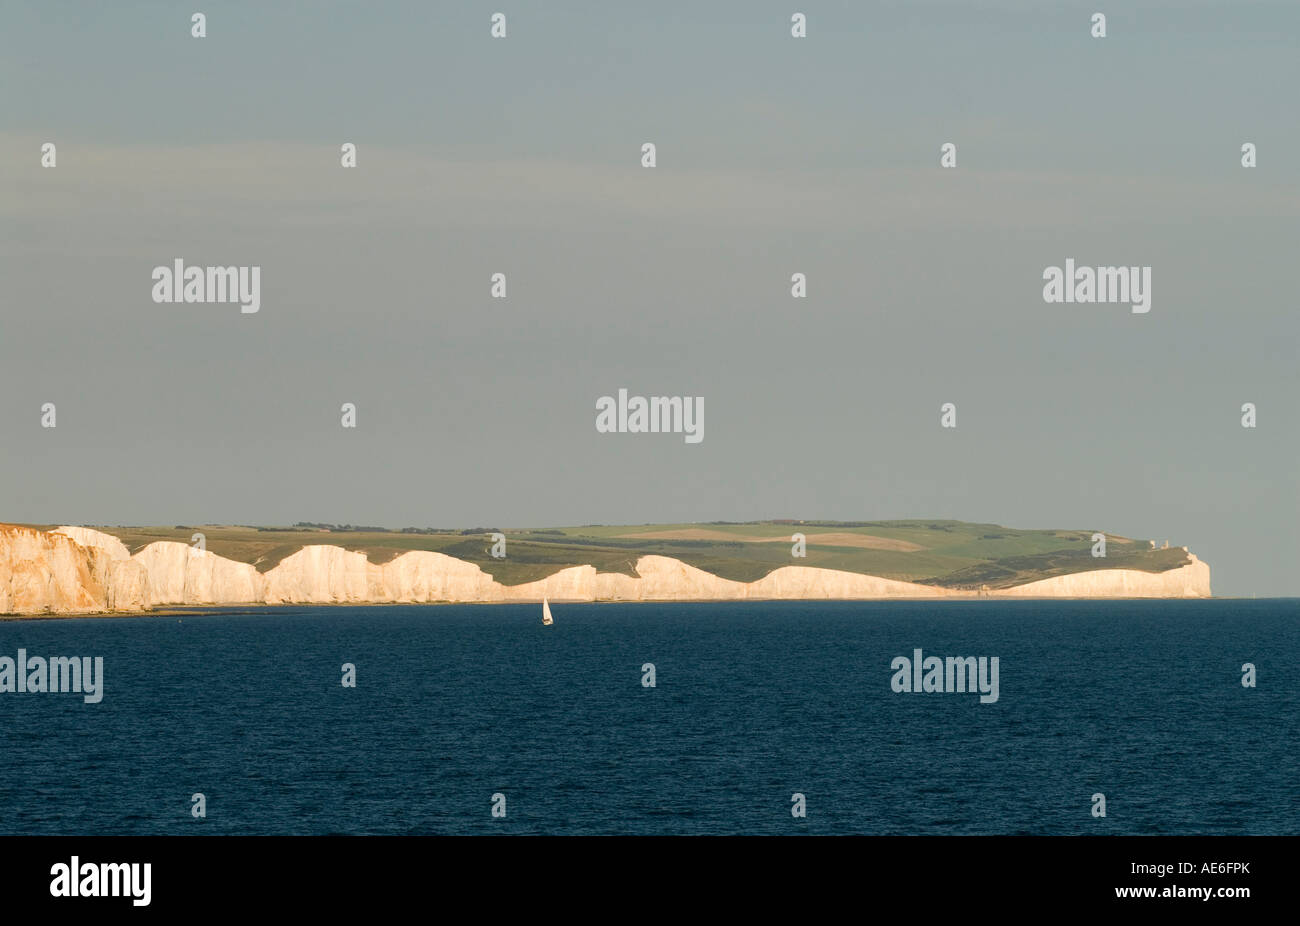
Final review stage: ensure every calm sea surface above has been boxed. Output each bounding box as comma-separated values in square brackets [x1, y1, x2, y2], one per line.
[1, 599, 1296, 834]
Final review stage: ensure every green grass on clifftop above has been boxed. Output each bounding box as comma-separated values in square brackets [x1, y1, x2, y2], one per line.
[80, 521, 1192, 589]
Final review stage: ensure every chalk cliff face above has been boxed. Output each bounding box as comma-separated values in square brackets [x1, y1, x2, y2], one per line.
[998, 554, 1212, 599]
[0, 525, 1213, 616]
[50, 526, 152, 611]
[52, 526, 131, 561]
[132, 542, 263, 606]
[0, 525, 112, 614]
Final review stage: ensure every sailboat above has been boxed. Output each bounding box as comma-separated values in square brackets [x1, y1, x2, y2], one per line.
[542, 596, 554, 626]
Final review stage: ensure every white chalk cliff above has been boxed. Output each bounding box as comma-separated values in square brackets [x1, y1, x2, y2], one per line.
[0, 524, 1212, 615]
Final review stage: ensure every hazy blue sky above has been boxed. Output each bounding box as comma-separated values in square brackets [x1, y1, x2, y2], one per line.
[2, 1, 1297, 595]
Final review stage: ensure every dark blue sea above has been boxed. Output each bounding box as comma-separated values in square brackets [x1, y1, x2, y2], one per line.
[1, 600, 1296, 835]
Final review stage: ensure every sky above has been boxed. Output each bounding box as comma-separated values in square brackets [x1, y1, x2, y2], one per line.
[1, 1, 1297, 595]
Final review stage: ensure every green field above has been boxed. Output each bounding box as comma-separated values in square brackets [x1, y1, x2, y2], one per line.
[70, 520, 1192, 590]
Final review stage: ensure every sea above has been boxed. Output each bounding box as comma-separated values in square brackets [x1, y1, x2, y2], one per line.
[1, 599, 1296, 835]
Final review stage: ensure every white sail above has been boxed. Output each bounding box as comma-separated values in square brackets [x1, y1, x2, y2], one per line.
[542, 596, 553, 625]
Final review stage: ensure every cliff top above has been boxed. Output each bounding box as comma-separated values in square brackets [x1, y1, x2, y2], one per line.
[33, 520, 1193, 590]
